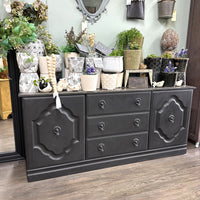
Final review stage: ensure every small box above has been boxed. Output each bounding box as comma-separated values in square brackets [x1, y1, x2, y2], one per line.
[128, 77, 148, 88]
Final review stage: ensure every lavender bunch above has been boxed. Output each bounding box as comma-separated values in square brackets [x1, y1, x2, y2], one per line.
[165, 61, 177, 72]
[85, 64, 96, 75]
[175, 49, 188, 58]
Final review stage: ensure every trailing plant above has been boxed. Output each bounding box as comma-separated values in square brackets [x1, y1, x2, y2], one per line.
[36, 25, 60, 55]
[175, 49, 188, 58]
[11, 0, 48, 26]
[161, 53, 172, 58]
[109, 49, 122, 56]
[33, 77, 49, 88]
[114, 28, 143, 56]
[0, 16, 37, 56]
[147, 54, 159, 58]
[61, 27, 86, 53]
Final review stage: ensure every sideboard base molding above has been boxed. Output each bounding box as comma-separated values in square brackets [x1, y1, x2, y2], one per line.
[27, 146, 186, 182]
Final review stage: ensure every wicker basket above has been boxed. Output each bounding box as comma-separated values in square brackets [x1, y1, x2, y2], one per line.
[116, 72, 124, 88]
[101, 73, 117, 90]
[158, 0, 176, 19]
[124, 50, 142, 70]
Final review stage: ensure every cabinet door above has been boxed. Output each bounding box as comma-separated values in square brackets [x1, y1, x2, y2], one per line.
[149, 90, 193, 149]
[22, 95, 85, 169]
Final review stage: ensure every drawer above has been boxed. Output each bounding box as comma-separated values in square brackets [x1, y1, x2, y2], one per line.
[87, 113, 149, 138]
[87, 92, 151, 116]
[86, 133, 148, 159]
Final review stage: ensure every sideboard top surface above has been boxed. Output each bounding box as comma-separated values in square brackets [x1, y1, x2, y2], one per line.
[19, 86, 195, 98]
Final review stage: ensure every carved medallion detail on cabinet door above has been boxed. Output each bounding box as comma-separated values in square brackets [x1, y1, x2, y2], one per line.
[33, 104, 78, 160]
[154, 98, 184, 143]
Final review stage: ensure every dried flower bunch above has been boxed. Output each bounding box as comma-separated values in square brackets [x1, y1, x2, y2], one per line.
[10, 0, 48, 26]
[62, 27, 85, 53]
[175, 49, 188, 58]
[36, 25, 60, 55]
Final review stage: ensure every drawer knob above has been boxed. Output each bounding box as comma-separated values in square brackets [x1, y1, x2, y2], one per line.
[132, 138, 140, 147]
[168, 114, 175, 123]
[53, 126, 61, 136]
[135, 98, 142, 106]
[98, 122, 105, 131]
[98, 100, 106, 110]
[98, 143, 105, 152]
[134, 118, 141, 127]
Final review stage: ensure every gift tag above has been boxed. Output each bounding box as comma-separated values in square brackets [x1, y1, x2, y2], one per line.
[93, 58, 104, 69]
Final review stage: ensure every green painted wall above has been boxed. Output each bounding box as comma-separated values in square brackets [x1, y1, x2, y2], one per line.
[0, 0, 191, 57]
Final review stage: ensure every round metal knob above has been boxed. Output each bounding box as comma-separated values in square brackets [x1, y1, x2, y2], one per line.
[135, 98, 142, 106]
[98, 100, 106, 110]
[98, 143, 105, 152]
[53, 126, 61, 136]
[168, 114, 175, 123]
[98, 122, 105, 131]
[134, 118, 141, 127]
[132, 138, 140, 147]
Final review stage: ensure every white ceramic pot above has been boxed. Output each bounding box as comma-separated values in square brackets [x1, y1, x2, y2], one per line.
[116, 72, 124, 88]
[16, 53, 38, 73]
[81, 74, 98, 91]
[102, 56, 123, 73]
[19, 72, 39, 93]
[68, 57, 85, 73]
[64, 52, 79, 69]
[101, 73, 118, 90]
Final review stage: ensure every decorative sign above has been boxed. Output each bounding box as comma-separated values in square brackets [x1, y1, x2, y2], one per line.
[94, 42, 112, 56]
[93, 58, 104, 69]
[75, 43, 89, 54]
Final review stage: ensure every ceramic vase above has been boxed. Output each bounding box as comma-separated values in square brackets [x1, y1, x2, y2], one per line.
[102, 56, 123, 73]
[81, 74, 98, 91]
[16, 53, 39, 93]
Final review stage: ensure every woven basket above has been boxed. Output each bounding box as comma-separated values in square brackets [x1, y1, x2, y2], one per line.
[124, 50, 142, 70]
[158, 0, 176, 19]
[116, 72, 124, 88]
[101, 73, 117, 90]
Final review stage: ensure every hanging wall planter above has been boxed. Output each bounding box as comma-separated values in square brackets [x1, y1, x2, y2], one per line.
[127, 0, 145, 20]
[158, 0, 176, 19]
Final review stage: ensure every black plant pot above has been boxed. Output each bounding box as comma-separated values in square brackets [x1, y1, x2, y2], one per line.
[160, 58, 175, 72]
[144, 57, 162, 72]
[161, 72, 176, 87]
[127, 0, 145, 20]
[174, 58, 189, 72]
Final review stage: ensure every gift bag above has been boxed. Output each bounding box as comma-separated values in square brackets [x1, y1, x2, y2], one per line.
[127, 0, 145, 20]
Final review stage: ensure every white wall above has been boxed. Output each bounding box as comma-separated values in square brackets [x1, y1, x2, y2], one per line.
[0, 0, 191, 57]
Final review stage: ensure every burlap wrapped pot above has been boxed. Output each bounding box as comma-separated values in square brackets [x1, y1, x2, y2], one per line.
[124, 50, 142, 70]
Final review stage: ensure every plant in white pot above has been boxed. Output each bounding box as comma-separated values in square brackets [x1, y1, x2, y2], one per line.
[61, 27, 85, 69]
[81, 64, 98, 91]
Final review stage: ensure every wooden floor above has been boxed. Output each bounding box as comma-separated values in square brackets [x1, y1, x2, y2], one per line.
[0, 143, 199, 200]
[0, 119, 15, 153]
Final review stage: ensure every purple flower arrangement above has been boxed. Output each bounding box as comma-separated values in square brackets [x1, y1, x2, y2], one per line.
[175, 49, 188, 58]
[85, 64, 96, 75]
[164, 61, 177, 73]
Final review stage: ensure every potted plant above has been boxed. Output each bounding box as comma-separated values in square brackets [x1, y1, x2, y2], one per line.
[144, 54, 162, 72]
[113, 28, 143, 70]
[158, 0, 176, 19]
[33, 77, 52, 93]
[61, 27, 85, 69]
[36, 25, 63, 78]
[81, 65, 98, 91]
[161, 52, 175, 72]
[174, 49, 189, 72]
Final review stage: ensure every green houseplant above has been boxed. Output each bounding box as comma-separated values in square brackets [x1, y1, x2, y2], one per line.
[0, 16, 37, 56]
[62, 27, 85, 69]
[113, 28, 143, 70]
